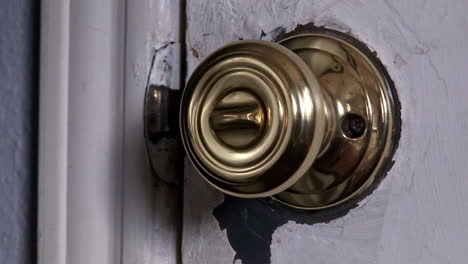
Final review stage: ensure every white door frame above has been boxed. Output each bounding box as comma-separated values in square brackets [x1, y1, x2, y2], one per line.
[38, 0, 182, 263]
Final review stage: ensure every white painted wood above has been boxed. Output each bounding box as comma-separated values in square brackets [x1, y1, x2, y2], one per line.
[122, 0, 182, 263]
[67, 1, 126, 263]
[39, 0, 468, 263]
[184, 0, 468, 263]
[182, 161, 238, 264]
[40, 0, 185, 263]
[38, 0, 126, 263]
[38, 0, 70, 263]
[39, 0, 184, 263]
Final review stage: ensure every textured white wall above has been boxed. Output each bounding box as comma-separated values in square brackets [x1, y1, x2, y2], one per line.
[0, 0, 37, 263]
[183, 0, 468, 263]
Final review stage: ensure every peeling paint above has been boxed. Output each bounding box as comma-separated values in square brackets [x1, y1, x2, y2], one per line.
[259, 26, 286, 41]
[149, 41, 181, 89]
[213, 196, 357, 264]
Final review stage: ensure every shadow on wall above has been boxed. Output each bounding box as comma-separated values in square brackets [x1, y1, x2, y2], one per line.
[0, 0, 40, 263]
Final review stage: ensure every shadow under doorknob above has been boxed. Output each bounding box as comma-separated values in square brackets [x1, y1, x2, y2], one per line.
[145, 31, 400, 210]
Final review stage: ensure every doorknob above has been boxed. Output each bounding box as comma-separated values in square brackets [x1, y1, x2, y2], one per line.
[145, 32, 399, 210]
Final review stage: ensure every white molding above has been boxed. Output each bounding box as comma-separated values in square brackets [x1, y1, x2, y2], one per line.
[38, 1, 69, 263]
[39, 0, 183, 263]
[38, 0, 126, 263]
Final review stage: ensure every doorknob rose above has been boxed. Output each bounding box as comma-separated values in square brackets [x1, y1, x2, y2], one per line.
[146, 32, 399, 210]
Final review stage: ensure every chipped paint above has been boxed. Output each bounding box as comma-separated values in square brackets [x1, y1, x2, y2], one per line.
[149, 42, 181, 89]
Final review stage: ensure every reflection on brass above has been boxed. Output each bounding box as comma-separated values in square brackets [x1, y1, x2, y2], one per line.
[178, 33, 399, 210]
[180, 40, 325, 194]
[210, 90, 266, 149]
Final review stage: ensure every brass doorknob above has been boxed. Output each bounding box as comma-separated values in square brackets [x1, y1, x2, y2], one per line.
[146, 32, 399, 210]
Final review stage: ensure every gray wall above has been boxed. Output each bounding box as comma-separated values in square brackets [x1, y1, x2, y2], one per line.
[0, 0, 38, 262]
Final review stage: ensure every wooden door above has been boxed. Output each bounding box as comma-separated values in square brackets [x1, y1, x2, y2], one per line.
[180, 1, 468, 264]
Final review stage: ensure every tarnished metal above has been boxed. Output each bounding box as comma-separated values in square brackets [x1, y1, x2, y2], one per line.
[144, 85, 181, 184]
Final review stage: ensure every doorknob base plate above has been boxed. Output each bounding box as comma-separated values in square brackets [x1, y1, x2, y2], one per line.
[272, 33, 399, 210]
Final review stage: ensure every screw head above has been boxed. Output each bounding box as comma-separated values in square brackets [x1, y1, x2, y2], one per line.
[341, 113, 366, 138]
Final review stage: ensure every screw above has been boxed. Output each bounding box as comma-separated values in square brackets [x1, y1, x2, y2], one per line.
[341, 113, 366, 138]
